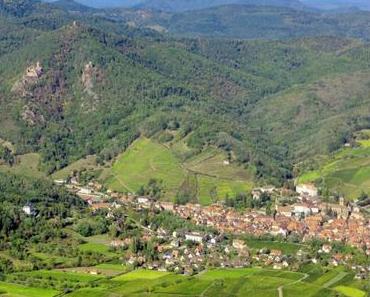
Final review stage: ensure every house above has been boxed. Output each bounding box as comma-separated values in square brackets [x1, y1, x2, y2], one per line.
[160, 202, 174, 211]
[53, 179, 66, 185]
[78, 187, 92, 195]
[276, 205, 292, 217]
[137, 197, 154, 208]
[292, 204, 311, 217]
[252, 190, 262, 200]
[323, 203, 349, 218]
[322, 244, 332, 254]
[22, 204, 36, 216]
[252, 186, 275, 200]
[270, 249, 283, 257]
[232, 240, 247, 250]
[296, 183, 318, 198]
[110, 239, 129, 248]
[185, 233, 204, 243]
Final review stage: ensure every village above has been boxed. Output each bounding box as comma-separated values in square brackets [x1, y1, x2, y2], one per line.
[51, 177, 370, 279]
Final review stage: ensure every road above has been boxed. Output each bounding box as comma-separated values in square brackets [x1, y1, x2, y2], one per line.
[277, 273, 309, 297]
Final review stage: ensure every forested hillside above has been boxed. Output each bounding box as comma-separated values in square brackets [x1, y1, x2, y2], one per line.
[1, 0, 370, 191]
[47, 0, 307, 10]
[135, 0, 307, 12]
[102, 5, 370, 40]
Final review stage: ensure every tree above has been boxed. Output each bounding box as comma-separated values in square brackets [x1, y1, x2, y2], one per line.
[265, 202, 272, 216]
[0, 146, 14, 166]
[210, 186, 218, 203]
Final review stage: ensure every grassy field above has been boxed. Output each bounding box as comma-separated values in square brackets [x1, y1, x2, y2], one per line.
[0, 282, 59, 297]
[298, 142, 370, 199]
[244, 238, 302, 255]
[1, 266, 367, 297]
[334, 286, 367, 297]
[60, 265, 127, 277]
[113, 269, 171, 281]
[107, 137, 186, 198]
[105, 137, 254, 204]
[52, 155, 100, 180]
[1, 136, 255, 205]
[9, 270, 103, 283]
[78, 234, 118, 258]
[0, 153, 45, 178]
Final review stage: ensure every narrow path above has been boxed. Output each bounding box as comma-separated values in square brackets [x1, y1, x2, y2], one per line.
[200, 281, 216, 297]
[277, 273, 309, 297]
[322, 272, 348, 288]
[112, 173, 134, 193]
[278, 286, 283, 297]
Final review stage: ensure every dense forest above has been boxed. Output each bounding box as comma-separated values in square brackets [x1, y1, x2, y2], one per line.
[0, 0, 370, 186]
[0, 173, 86, 271]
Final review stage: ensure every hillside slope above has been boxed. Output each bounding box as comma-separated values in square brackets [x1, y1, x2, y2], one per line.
[136, 0, 307, 12]
[1, 0, 370, 191]
[102, 5, 370, 40]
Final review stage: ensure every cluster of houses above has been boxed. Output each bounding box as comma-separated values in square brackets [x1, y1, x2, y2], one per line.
[55, 178, 370, 257]
[111, 229, 251, 274]
[166, 201, 370, 255]
[52, 178, 370, 276]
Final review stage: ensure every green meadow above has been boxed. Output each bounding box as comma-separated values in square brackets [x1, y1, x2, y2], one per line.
[298, 140, 370, 199]
[0, 281, 59, 297]
[0, 266, 367, 297]
[334, 286, 367, 297]
[244, 238, 302, 255]
[9, 270, 103, 283]
[72, 267, 366, 297]
[106, 137, 254, 204]
[107, 137, 186, 197]
[112, 269, 171, 281]
[0, 153, 45, 179]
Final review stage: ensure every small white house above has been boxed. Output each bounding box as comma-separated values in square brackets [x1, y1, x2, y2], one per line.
[78, 187, 92, 195]
[185, 233, 204, 243]
[22, 204, 36, 216]
[293, 204, 311, 217]
[53, 179, 66, 185]
[296, 183, 318, 198]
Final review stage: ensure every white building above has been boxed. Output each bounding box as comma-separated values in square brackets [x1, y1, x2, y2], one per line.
[53, 179, 66, 185]
[185, 233, 204, 243]
[296, 183, 318, 198]
[22, 204, 36, 216]
[293, 204, 311, 217]
[78, 187, 92, 195]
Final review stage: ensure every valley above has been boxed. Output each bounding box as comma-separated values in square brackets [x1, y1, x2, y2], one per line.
[0, 0, 369, 296]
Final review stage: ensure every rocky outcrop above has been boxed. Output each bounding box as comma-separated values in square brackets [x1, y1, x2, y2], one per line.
[12, 61, 44, 96]
[81, 61, 98, 99]
[26, 61, 43, 79]
[21, 104, 45, 126]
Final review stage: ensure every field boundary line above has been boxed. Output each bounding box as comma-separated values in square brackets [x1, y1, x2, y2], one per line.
[322, 272, 348, 288]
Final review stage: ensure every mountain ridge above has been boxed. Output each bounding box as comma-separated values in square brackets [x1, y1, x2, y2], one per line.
[1, 0, 370, 186]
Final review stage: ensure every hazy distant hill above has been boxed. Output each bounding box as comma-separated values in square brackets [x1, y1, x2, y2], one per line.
[136, 0, 307, 12]
[51, 0, 95, 12]
[46, 0, 370, 11]
[164, 5, 370, 40]
[103, 4, 370, 40]
[302, 0, 370, 11]
[46, 0, 307, 10]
